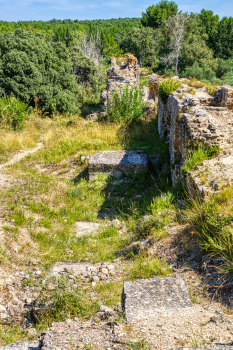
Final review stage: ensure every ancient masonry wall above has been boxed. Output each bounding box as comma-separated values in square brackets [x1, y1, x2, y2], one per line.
[101, 54, 155, 110]
[149, 74, 233, 196]
[106, 55, 140, 102]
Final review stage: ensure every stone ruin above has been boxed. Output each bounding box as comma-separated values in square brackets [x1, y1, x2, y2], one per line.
[100, 54, 155, 110]
[88, 150, 148, 180]
[149, 74, 233, 197]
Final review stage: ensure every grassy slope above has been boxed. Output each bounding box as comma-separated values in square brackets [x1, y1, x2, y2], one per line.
[0, 113, 173, 344]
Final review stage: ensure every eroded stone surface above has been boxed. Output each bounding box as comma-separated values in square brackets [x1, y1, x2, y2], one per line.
[0, 342, 39, 350]
[39, 318, 128, 350]
[88, 150, 148, 180]
[75, 221, 100, 237]
[171, 347, 233, 350]
[122, 277, 192, 322]
[186, 154, 233, 197]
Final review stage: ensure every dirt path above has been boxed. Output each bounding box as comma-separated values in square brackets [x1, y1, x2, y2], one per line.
[0, 142, 44, 170]
[0, 142, 44, 189]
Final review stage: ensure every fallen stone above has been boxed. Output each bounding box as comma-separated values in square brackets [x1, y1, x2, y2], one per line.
[39, 318, 127, 350]
[122, 277, 192, 322]
[88, 150, 148, 180]
[0, 342, 39, 350]
[75, 221, 100, 237]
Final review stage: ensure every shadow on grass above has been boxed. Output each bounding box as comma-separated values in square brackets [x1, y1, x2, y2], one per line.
[95, 116, 173, 220]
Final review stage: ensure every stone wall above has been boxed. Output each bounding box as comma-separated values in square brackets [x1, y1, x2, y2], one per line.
[106, 54, 140, 102]
[149, 75, 233, 195]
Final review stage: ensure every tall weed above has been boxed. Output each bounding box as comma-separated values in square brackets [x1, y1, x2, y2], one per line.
[108, 84, 148, 124]
[0, 96, 28, 130]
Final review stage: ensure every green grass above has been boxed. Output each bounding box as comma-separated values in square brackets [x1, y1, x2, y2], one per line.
[0, 325, 29, 346]
[182, 145, 220, 173]
[0, 113, 175, 342]
[34, 276, 99, 328]
[158, 79, 182, 103]
[129, 254, 172, 280]
[184, 187, 233, 277]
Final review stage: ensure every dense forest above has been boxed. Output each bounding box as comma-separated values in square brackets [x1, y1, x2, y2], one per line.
[0, 0, 233, 124]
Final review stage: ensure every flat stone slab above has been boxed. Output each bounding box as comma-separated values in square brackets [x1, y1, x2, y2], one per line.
[88, 150, 148, 180]
[75, 221, 100, 237]
[0, 342, 39, 350]
[122, 277, 192, 322]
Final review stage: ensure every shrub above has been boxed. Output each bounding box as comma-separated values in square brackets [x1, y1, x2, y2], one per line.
[0, 96, 28, 130]
[183, 145, 220, 173]
[107, 84, 148, 124]
[158, 79, 182, 103]
[0, 29, 78, 115]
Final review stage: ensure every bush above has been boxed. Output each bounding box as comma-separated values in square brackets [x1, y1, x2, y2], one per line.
[0, 96, 28, 130]
[0, 29, 78, 116]
[181, 61, 214, 82]
[158, 79, 182, 103]
[107, 84, 148, 124]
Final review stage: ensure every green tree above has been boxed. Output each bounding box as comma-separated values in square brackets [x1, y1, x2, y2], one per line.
[116, 27, 161, 67]
[102, 34, 123, 60]
[0, 29, 78, 115]
[141, 0, 178, 28]
[215, 17, 233, 59]
[198, 9, 219, 52]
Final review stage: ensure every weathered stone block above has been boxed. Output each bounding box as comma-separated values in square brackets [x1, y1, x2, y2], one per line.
[88, 150, 148, 180]
[122, 277, 192, 322]
[0, 342, 39, 350]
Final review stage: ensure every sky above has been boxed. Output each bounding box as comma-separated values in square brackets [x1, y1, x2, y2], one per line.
[0, 0, 232, 22]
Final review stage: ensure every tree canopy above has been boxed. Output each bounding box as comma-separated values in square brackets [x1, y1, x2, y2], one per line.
[141, 1, 178, 28]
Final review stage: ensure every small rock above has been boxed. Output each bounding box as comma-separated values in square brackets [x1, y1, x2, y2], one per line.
[81, 156, 86, 162]
[101, 267, 109, 274]
[0, 305, 7, 313]
[91, 276, 100, 282]
[100, 305, 113, 313]
[35, 270, 42, 277]
[25, 298, 33, 305]
[27, 327, 37, 338]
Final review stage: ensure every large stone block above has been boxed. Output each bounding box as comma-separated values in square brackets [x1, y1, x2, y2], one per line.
[88, 150, 148, 180]
[122, 277, 192, 322]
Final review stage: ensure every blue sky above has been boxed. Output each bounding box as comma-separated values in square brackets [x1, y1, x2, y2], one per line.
[0, 0, 232, 22]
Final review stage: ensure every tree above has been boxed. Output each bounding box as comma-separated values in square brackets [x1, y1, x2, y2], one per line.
[116, 27, 161, 67]
[141, 0, 178, 28]
[161, 13, 187, 74]
[198, 9, 219, 52]
[0, 29, 78, 115]
[215, 17, 233, 59]
[102, 34, 123, 60]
